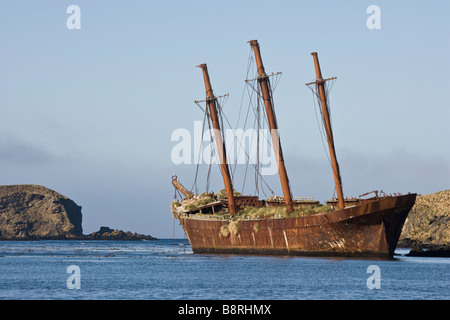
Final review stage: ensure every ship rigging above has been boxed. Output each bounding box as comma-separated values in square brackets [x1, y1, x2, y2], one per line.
[169, 40, 416, 257]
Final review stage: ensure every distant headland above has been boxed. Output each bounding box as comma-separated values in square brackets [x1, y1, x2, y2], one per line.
[0, 185, 156, 241]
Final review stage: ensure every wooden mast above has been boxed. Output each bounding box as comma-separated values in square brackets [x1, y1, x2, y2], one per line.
[197, 64, 236, 214]
[248, 40, 294, 213]
[309, 52, 345, 209]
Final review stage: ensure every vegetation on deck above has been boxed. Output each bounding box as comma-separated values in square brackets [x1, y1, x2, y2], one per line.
[171, 189, 333, 220]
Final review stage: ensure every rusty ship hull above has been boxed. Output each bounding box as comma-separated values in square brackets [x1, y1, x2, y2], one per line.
[178, 193, 416, 258]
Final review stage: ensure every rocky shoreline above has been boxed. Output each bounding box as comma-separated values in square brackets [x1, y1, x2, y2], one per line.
[398, 190, 449, 257]
[0, 185, 156, 241]
[405, 245, 450, 257]
[0, 226, 157, 241]
[82, 226, 156, 241]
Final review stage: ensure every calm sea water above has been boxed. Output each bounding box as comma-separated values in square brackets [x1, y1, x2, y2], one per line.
[0, 239, 448, 300]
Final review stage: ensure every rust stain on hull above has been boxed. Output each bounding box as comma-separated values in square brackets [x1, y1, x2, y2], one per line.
[178, 194, 416, 258]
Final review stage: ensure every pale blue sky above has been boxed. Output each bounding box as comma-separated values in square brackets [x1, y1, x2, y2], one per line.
[0, 1, 449, 238]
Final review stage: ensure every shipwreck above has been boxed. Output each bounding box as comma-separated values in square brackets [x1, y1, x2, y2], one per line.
[170, 40, 416, 257]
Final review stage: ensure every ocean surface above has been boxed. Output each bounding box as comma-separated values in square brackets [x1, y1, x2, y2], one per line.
[0, 239, 448, 300]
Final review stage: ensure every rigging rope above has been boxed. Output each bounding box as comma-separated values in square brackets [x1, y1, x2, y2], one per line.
[217, 101, 275, 196]
[306, 79, 343, 197]
[190, 47, 278, 198]
[190, 110, 208, 195]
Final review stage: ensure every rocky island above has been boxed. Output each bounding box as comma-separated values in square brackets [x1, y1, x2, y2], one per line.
[0, 185, 155, 241]
[398, 189, 449, 257]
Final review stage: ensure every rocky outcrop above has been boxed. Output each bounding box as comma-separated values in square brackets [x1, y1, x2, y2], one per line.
[0, 185, 82, 239]
[399, 190, 450, 257]
[406, 245, 450, 257]
[0, 185, 157, 241]
[86, 226, 156, 240]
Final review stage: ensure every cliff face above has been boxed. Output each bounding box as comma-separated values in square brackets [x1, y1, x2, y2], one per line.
[399, 190, 450, 248]
[0, 185, 82, 239]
